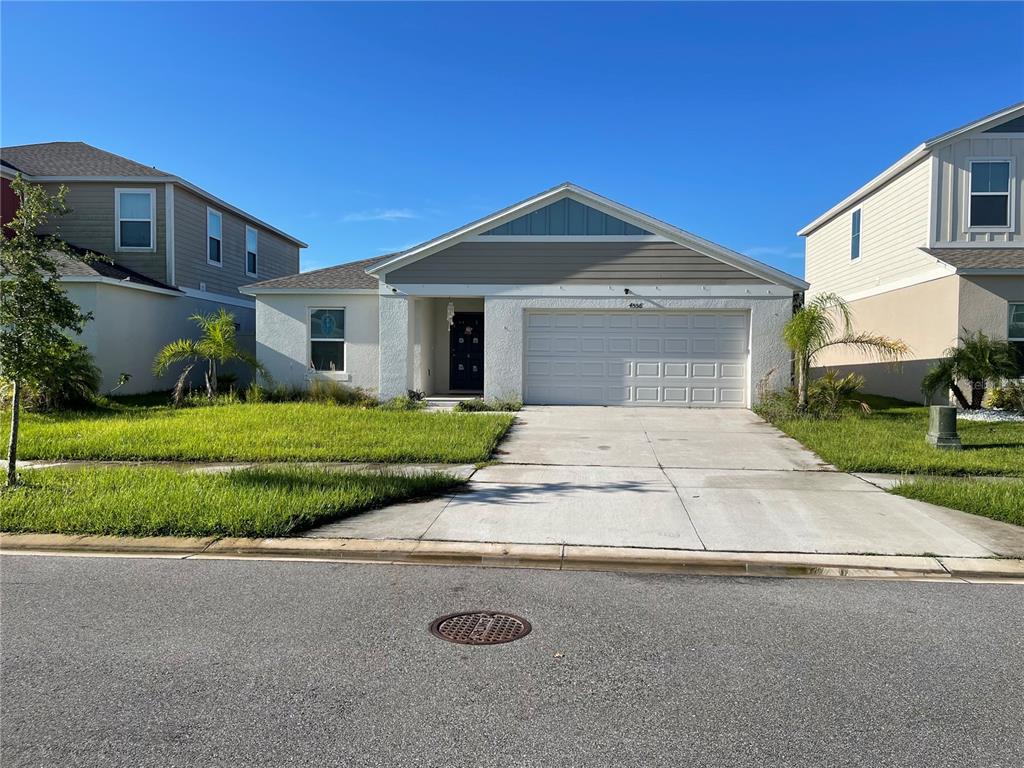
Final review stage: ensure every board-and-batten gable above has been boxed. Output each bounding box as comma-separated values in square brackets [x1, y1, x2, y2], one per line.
[480, 198, 652, 236]
[384, 241, 769, 285]
[932, 120, 1024, 246]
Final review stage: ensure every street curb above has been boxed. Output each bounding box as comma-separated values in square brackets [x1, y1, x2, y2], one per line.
[1, 532, 1021, 582]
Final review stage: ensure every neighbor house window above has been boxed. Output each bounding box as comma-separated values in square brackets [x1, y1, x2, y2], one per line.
[207, 208, 223, 265]
[1010, 303, 1024, 373]
[310, 308, 345, 372]
[969, 160, 1011, 228]
[850, 209, 861, 260]
[115, 189, 155, 250]
[245, 226, 258, 276]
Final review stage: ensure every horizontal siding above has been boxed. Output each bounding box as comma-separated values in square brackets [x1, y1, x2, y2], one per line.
[934, 134, 1024, 245]
[805, 158, 931, 298]
[37, 181, 167, 284]
[386, 242, 769, 285]
[174, 186, 299, 297]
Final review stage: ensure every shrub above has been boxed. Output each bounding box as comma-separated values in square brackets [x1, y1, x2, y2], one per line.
[1, 343, 101, 412]
[453, 398, 523, 412]
[754, 371, 869, 422]
[307, 379, 376, 407]
[922, 329, 1019, 410]
[985, 380, 1024, 413]
[379, 394, 426, 411]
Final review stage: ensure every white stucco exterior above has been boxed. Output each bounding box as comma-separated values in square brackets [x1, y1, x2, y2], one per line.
[66, 281, 258, 394]
[255, 292, 380, 392]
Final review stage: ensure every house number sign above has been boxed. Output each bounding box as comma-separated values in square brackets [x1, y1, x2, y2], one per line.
[628, 302, 644, 309]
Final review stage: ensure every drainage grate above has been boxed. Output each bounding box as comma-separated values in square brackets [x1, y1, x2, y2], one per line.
[429, 611, 532, 646]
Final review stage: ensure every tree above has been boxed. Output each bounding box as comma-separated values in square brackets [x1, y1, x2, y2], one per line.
[783, 292, 908, 410]
[153, 308, 266, 405]
[921, 329, 1019, 410]
[0, 177, 92, 486]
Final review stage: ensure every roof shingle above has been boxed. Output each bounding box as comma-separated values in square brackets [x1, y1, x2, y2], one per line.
[922, 247, 1024, 270]
[1, 142, 172, 177]
[243, 255, 393, 290]
[51, 240, 179, 291]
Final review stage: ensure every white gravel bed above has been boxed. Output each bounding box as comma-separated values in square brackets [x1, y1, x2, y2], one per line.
[957, 408, 1024, 423]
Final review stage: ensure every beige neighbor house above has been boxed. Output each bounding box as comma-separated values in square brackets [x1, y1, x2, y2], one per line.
[0, 142, 306, 393]
[245, 183, 807, 408]
[800, 102, 1024, 403]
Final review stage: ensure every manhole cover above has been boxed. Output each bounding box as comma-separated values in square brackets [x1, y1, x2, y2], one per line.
[429, 611, 532, 645]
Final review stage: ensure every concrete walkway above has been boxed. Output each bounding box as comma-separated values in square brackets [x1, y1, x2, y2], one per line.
[306, 406, 1024, 559]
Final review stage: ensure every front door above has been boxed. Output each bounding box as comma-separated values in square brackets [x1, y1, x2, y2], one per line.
[449, 312, 484, 391]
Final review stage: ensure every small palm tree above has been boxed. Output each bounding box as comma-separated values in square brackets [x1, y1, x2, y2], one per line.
[921, 329, 1019, 409]
[153, 308, 265, 404]
[783, 292, 908, 410]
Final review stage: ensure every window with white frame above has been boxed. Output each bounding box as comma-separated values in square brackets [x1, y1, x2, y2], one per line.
[969, 160, 1011, 228]
[207, 208, 223, 265]
[850, 209, 861, 260]
[245, 226, 258, 276]
[115, 189, 155, 250]
[310, 308, 345, 372]
[1010, 303, 1024, 372]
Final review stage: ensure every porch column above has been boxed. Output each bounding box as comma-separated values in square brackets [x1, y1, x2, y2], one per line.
[378, 293, 411, 399]
[483, 297, 523, 401]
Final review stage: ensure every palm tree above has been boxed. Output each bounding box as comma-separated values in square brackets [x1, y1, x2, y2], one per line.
[921, 330, 1019, 409]
[783, 292, 908, 410]
[153, 308, 265, 404]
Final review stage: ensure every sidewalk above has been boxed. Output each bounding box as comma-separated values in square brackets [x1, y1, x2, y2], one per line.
[2, 531, 1022, 583]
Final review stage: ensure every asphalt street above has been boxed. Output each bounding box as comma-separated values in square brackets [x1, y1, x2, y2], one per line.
[1, 554, 1022, 768]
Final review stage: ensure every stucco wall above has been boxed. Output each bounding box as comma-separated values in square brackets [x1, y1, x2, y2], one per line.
[481, 296, 793, 404]
[256, 292, 379, 392]
[66, 282, 256, 394]
[958, 275, 1024, 338]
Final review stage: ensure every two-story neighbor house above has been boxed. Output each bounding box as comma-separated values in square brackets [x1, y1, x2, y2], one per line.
[800, 102, 1024, 403]
[246, 183, 807, 407]
[0, 142, 306, 393]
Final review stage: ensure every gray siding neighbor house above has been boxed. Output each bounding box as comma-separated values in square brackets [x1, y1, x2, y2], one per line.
[245, 183, 807, 408]
[1, 142, 306, 393]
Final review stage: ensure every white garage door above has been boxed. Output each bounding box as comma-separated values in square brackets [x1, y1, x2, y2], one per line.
[523, 311, 749, 407]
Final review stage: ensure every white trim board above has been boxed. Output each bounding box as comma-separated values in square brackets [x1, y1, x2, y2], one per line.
[464, 235, 669, 243]
[366, 183, 808, 291]
[164, 182, 175, 285]
[808, 264, 957, 303]
[383, 283, 795, 298]
[59, 275, 181, 297]
[179, 287, 256, 309]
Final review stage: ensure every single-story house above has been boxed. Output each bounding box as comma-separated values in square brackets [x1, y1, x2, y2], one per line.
[244, 184, 807, 407]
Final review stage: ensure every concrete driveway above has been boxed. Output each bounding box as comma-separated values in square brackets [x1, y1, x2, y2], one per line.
[308, 406, 1024, 558]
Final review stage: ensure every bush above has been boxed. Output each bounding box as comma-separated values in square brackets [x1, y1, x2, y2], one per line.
[1, 343, 101, 412]
[307, 379, 376, 407]
[379, 394, 426, 411]
[453, 398, 523, 412]
[755, 370, 869, 422]
[985, 380, 1024, 413]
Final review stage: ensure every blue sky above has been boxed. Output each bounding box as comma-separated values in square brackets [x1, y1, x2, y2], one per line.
[2, 2, 1022, 276]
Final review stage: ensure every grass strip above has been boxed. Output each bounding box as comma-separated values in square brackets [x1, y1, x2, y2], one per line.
[0, 466, 463, 538]
[10, 403, 515, 464]
[891, 478, 1024, 528]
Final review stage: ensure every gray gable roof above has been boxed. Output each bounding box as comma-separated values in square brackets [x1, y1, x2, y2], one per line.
[53, 241, 179, 291]
[243, 255, 391, 291]
[1, 141, 173, 177]
[922, 248, 1024, 270]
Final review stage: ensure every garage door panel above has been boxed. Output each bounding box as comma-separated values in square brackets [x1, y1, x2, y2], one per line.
[524, 311, 749, 408]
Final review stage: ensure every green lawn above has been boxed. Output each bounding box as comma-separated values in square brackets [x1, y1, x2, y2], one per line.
[770, 396, 1024, 476]
[8, 402, 515, 464]
[0, 466, 463, 538]
[893, 478, 1024, 528]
